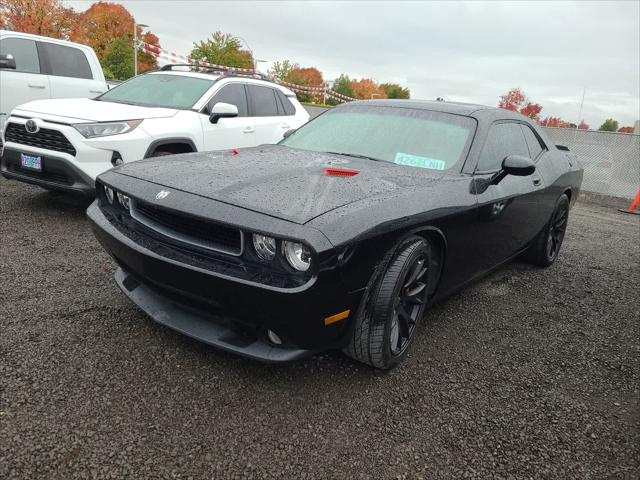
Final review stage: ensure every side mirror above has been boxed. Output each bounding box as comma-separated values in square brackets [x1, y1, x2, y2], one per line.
[490, 155, 535, 184]
[0, 53, 17, 70]
[502, 155, 536, 176]
[209, 102, 238, 124]
[282, 128, 296, 139]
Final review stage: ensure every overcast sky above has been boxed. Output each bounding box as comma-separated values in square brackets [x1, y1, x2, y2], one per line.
[66, 0, 640, 128]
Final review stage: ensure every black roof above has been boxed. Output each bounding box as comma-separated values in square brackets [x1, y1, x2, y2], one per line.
[340, 99, 531, 121]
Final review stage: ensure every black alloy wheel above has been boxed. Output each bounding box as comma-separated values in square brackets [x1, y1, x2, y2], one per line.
[345, 235, 441, 369]
[525, 193, 570, 267]
[389, 256, 428, 356]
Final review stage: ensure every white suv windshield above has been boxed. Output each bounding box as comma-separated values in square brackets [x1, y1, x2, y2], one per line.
[98, 74, 215, 109]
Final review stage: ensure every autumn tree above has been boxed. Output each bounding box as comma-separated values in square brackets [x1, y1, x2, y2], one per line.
[380, 83, 410, 99]
[69, 1, 158, 74]
[598, 118, 619, 132]
[351, 78, 387, 100]
[71, 2, 133, 59]
[540, 117, 570, 128]
[283, 66, 323, 103]
[0, 0, 76, 38]
[618, 126, 634, 133]
[498, 88, 543, 122]
[190, 32, 253, 69]
[577, 120, 589, 130]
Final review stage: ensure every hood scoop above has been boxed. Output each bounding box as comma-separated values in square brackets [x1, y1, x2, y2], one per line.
[324, 168, 359, 177]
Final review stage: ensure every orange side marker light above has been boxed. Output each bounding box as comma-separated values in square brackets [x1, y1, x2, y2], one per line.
[324, 309, 350, 326]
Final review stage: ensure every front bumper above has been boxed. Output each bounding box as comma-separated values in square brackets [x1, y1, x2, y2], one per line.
[87, 202, 364, 362]
[114, 268, 312, 363]
[1, 115, 152, 193]
[1, 147, 95, 195]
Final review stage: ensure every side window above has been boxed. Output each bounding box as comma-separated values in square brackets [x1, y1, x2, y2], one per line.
[0, 38, 40, 73]
[39, 43, 93, 79]
[248, 85, 279, 117]
[207, 83, 248, 117]
[276, 90, 296, 116]
[477, 122, 530, 172]
[520, 124, 546, 160]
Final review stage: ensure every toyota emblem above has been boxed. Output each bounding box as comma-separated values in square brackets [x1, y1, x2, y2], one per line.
[156, 190, 170, 200]
[25, 119, 39, 134]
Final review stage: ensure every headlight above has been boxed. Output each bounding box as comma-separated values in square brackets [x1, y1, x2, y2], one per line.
[282, 240, 311, 272]
[116, 192, 130, 210]
[253, 234, 276, 261]
[104, 186, 114, 204]
[73, 120, 142, 138]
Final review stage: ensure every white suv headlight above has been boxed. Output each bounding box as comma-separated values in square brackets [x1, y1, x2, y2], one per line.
[74, 120, 142, 138]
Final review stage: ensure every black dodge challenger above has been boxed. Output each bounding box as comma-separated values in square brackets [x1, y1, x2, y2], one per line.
[87, 100, 583, 369]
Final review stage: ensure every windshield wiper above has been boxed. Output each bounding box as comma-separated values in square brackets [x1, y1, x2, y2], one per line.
[324, 151, 384, 162]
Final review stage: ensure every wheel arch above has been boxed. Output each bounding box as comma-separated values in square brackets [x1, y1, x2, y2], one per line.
[144, 138, 197, 158]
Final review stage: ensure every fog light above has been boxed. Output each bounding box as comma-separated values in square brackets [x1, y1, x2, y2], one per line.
[104, 186, 114, 204]
[267, 330, 282, 345]
[116, 192, 130, 210]
[111, 151, 124, 167]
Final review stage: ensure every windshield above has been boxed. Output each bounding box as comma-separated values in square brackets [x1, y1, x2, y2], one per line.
[98, 74, 215, 109]
[281, 105, 476, 171]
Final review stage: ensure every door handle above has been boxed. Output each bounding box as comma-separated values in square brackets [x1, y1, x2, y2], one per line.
[90, 89, 104, 94]
[281, 124, 290, 129]
[532, 177, 542, 187]
[28, 83, 46, 89]
[243, 127, 255, 134]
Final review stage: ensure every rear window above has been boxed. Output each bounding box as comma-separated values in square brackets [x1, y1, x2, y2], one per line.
[248, 85, 279, 117]
[282, 105, 476, 171]
[520, 124, 546, 160]
[39, 43, 93, 79]
[276, 90, 296, 116]
[98, 74, 215, 109]
[0, 38, 40, 73]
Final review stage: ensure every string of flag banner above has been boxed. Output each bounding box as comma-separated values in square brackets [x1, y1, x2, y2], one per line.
[141, 41, 357, 103]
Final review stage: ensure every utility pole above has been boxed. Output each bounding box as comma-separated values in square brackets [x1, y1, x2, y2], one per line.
[577, 87, 586, 127]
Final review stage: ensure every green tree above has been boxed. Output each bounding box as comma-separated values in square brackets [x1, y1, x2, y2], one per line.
[327, 74, 354, 104]
[102, 37, 134, 80]
[598, 118, 619, 132]
[269, 59, 297, 80]
[190, 32, 253, 69]
[380, 83, 410, 99]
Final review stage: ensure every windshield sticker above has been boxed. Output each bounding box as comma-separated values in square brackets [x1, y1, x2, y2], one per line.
[394, 152, 446, 170]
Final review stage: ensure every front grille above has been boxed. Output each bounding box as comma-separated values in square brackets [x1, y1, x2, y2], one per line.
[4, 123, 76, 156]
[131, 200, 243, 255]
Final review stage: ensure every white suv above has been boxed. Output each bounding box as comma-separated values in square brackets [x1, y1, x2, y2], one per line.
[0, 68, 308, 195]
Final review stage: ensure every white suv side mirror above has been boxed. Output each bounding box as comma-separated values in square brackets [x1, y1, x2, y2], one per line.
[209, 102, 239, 124]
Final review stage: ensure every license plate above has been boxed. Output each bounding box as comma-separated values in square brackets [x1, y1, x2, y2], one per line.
[20, 153, 42, 172]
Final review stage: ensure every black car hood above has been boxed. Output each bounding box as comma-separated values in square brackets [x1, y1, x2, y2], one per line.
[115, 145, 444, 225]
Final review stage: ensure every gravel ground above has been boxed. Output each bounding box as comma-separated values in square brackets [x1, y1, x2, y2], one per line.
[1, 177, 638, 479]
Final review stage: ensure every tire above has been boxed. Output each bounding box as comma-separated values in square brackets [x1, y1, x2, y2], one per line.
[525, 193, 570, 267]
[344, 235, 439, 370]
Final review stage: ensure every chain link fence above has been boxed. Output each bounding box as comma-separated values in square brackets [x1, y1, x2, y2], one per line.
[543, 128, 639, 199]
